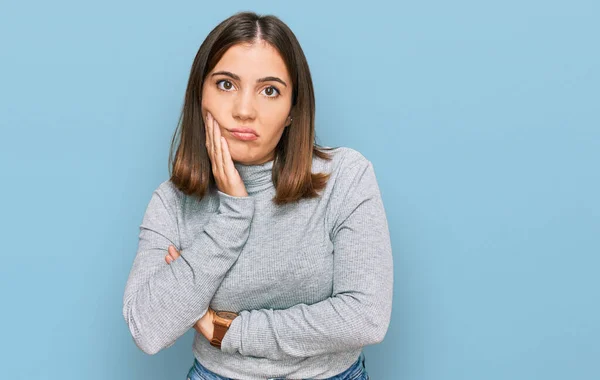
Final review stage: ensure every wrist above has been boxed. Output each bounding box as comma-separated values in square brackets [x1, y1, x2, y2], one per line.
[219, 313, 242, 354]
[210, 310, 238, 349]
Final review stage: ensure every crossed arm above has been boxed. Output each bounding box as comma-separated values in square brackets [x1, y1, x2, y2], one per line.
[124, 158, 393, 359]
[122, 183, 255, 355]
[219, 160, 394, 360]
[167, 159, 394, 360]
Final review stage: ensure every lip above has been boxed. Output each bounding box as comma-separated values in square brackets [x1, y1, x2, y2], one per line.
[229, 127, 259, 136]
[229, 130, 258, 141]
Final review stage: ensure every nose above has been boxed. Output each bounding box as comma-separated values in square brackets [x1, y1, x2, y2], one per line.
[232, 87, 257, 121]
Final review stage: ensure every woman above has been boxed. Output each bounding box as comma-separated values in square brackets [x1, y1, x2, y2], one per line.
[122, 11, 393, 380]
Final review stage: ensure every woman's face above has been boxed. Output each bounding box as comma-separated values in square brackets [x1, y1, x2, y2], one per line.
[201, 41, 293, 165]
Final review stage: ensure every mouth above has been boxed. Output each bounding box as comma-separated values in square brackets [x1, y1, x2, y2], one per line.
[228, 129, 259, 141]
[229, 127, 259, 136]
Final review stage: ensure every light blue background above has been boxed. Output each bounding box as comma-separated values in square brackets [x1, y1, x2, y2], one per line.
[1, 1, 598, 379]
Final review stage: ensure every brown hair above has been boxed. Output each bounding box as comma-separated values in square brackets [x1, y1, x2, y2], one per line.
[168, 11, 334, 205]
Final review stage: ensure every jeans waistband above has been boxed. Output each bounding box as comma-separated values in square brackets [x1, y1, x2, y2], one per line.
[189, 352, 366, 380]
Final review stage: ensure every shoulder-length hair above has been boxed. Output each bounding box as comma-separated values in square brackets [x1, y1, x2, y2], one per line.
[168, 11, 334, 205]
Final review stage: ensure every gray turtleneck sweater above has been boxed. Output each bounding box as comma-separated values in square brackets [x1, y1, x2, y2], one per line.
[122, 146, 393, 379]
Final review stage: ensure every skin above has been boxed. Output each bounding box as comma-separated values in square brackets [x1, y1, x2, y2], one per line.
[201, 40, 293, 166]
[165, 40, 294, 342]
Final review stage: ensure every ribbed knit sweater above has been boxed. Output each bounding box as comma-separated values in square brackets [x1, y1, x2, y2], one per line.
[122, 146, 393, 379]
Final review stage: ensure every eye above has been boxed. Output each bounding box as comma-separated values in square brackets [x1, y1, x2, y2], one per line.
[216, 80, 235, 91]
[261, 86, 280, 98]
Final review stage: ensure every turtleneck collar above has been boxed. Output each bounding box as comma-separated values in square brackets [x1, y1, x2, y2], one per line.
[233, 158, 275, 193]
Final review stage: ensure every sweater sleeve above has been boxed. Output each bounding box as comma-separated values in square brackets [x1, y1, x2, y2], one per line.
[220, 159, 394, 360]
[122, 183, 254, 355]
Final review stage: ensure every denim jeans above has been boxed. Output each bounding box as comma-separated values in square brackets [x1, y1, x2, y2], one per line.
[186, 352, 369, 380]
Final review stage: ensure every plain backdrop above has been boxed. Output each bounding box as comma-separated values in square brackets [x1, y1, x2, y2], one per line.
[1, 1, 598, 379]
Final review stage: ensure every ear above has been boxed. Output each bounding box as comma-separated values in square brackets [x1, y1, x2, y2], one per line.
[285, 114, 293, 127]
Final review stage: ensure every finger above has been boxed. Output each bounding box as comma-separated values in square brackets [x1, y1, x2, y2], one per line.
[210, 114, 219, 174]
[213, 117, 225, 179]
[168, 245, 181, 259]
[221, 136, 236, 177]
[205, 112, 213, 161]
[165, 255, 172, 264]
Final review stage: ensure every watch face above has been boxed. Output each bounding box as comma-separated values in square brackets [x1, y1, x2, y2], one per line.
[216, 311, 238, 320]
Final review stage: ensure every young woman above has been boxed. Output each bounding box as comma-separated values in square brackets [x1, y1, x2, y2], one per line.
[122, 11, 393, 380]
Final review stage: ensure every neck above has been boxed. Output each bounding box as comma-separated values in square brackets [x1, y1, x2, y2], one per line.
[233, 157, 275, 193]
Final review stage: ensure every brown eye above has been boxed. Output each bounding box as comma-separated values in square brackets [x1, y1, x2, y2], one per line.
[216, 80, 235, 91]
[261, 86, 280, 98]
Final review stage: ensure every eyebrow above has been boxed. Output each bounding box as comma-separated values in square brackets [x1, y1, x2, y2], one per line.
[211, 70, 288, 87]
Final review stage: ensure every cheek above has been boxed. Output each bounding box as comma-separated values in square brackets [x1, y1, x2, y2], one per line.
[201, 86, 222, 117]
[259, 102, 290, 124]
[201, 93, 213, 115]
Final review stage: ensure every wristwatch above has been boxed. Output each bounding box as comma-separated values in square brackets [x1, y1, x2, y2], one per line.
[210, 310, 238, 349]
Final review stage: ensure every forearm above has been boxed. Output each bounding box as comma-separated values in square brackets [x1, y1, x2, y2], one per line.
[123, 190, 254, 355]
[221, 159, 394, 360]
[221, 282, 393, 360]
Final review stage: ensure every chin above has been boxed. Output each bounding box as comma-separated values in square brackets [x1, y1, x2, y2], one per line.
[227, 149, 247, 164]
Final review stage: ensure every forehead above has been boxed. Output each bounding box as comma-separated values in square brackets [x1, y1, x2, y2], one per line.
[213, 42, 290, 82]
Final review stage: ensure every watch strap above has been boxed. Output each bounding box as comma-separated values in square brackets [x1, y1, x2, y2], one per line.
[210, 322, 229, 349]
